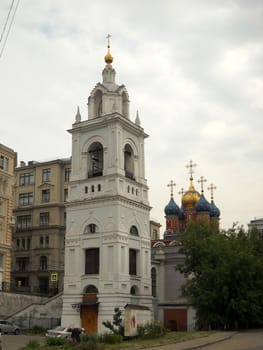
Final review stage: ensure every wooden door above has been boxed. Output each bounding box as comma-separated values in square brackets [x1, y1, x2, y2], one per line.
[81, 305, 98, 333]
[164, 308, 187, 331]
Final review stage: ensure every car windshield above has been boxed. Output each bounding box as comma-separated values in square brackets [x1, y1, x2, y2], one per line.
[53, 326, 65, 331]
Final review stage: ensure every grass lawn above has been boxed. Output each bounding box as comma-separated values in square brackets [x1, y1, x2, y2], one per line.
[20, 331, 214, 350]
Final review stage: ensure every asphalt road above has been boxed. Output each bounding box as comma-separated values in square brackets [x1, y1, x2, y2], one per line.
[187, 330, 263, 350]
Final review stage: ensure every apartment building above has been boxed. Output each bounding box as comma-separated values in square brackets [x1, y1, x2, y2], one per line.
[0, 143, 16, 290]
[12, 158, 71, 295]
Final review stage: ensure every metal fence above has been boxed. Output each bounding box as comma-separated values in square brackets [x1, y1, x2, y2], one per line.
[11, 316, 60, 330]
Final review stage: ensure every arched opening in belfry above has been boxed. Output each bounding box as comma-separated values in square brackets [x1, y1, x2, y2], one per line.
[122, 92, 129, 118]
[88, 142, 103, 178]
[94, 90, 103, 118]
[124, 144, 135, 180]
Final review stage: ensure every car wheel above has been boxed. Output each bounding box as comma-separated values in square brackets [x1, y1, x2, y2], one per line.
[14, 329, 20, 335]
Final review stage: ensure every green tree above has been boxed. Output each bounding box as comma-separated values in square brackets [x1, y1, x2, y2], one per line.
[178, 221, 263, 330]
[102, 307, 124, 335]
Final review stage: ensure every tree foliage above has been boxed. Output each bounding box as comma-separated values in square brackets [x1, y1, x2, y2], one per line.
[178, 221, 263, 330]
[102, 307, 124, 335]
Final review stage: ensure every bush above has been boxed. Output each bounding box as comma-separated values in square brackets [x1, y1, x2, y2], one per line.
[100, 333, 123, 344]
[26, 340, 40, 349]
[137, 321, 166, 339]
[81, 333, 100, 343]
[45, 336, 67, 346]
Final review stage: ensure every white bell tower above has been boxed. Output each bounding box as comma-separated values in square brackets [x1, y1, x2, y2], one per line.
[61, 37, 152, 333]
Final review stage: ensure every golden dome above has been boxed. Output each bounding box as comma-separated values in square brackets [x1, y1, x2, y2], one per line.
[182, 178, 200, 209]
[104, 48, 113, 65]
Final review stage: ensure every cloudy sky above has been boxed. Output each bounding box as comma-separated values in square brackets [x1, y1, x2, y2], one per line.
[1, 0, 262, 232]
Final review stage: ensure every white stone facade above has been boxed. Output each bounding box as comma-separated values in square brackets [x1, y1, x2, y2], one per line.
[61, 58, 152, 333]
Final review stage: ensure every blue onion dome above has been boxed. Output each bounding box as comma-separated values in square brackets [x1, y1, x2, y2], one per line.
[164, 197, 180, 216]
[210, 199, 220, 217]
[179, 206, 185, 220]
[195, 194, 211, 212]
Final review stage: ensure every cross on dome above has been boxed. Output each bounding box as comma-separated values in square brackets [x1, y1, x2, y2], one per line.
[167, 180, 176, 197]
[198, 176, 207, 194]
[186, 160, 197, 179]
[178, 187, 185, 196]
[208, 183, 217, 200]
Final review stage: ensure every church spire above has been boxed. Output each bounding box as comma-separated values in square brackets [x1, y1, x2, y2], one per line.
[102, 34, 116, 86]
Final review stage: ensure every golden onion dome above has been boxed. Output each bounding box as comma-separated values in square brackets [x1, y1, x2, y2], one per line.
[104, 48, 113, 65]
[182, 178, 200, 209]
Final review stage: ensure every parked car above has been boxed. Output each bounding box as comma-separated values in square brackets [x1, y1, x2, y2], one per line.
[0, 320, 20, 335]
[45, 326, 72, 338]
[45, 326, 84, 339]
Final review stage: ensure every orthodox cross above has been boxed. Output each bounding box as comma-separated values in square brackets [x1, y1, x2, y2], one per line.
[167, 180, 176, 197]
[208, 183, 217, 200]
[198, 176, 207, 194]
[178, 187, 185, 196]
[186, 160, 197, 179]
[106, 34, 111, 48]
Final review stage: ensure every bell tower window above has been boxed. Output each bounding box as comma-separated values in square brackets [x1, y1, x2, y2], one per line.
[122, 92, 129, 118]
[94, 90, 103, 118]
[88, 142, 103, 178]
[124, 144, 135, 180]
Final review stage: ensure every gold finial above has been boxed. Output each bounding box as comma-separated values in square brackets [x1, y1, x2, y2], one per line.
[198, 176, 207, 194]
[208, 183, 217, 200]
[167, 180, 176, 198]
[186, 160, 197, 180]
[104, 34, 113, 65]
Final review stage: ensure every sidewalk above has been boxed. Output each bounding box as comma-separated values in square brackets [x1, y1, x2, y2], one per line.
[144, 332, 236, 350]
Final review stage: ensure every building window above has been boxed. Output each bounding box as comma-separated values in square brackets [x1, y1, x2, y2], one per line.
[91, 185, 95, 192]
[40, 212, 49, 226]
[85, 248, 99, 274]
[42, 168, 51, 182]
[16, 215, 32, 230]
[85, 186, 88, 193]
[129, 249, 137, 275]
[0, 155, 9, 171]
[88, 142, 103, 178]
[130, 285, 138, 295]
[16, 277, 29, 288]
[64, 212, 66, 226]
[84, 224, 97, 234]
[0, 254, 3, 270]
[64, 188, 68, 202]
[65, 167, 71, 182]
[16, 257, 30, 271]
[98, 184, 101, 192]
[19, 192, 33, 206]
[42, 189, 50, 202]
[40, 256, 47, 270]
[130, 225, 139, 236]
[19, 172, 34, 185]
[39, 235, 49, 248]
[124, 144, 135, 180]
[151, 267, 157, 297]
